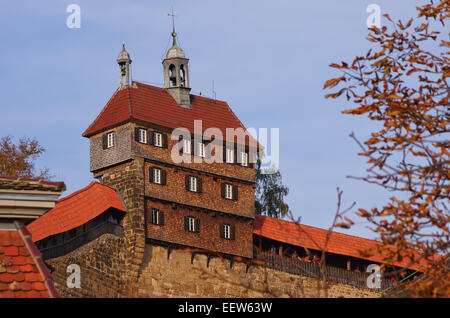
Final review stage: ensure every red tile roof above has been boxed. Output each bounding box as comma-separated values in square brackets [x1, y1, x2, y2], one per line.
[253, 215, 428, 271]
[0, 226, 58, 298]
[82, 82, 260, 147]
[27, 181, 126, 242]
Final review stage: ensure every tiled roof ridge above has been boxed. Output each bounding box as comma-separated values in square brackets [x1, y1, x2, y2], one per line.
[16, 224, 59, 298]
[82, 86, 123, 137]
[56, 181, 115, 204]
[134, 81, 228, 104]
[258, 215, 382, 245]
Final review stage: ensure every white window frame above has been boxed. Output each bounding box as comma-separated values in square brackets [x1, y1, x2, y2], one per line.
[240, 152, 248, 167]
[198, 142, 205, 158]
[153, 168, 161, 184]
[107, 132, 115, 148]
[188, 216, 196, 232]
[223, 224, 231, 239]
[189, 176, 197, 192]
[154, 132, 162, 147]
[183, 139, 191, 154]
[226, 148, 234, 163]
[225, 184, 233, 200]
[139, 129, 147, 144]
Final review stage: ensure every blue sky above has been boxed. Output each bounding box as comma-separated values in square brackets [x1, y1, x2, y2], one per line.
[0, 1, 424, 239]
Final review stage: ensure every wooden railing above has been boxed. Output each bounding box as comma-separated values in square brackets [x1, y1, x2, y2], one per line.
[40, 221, 123, 260]
[257, 250, 395, 291]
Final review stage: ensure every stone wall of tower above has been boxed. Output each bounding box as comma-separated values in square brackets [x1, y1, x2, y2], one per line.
[46, 235, 380, 298]
[94, 159, 146, 291]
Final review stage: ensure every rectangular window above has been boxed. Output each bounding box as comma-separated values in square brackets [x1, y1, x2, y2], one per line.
[107, 132, 115, 148]
[225, 184, 233, 200]
[153, 168, 161, 184]
[151, 209, 164, 225]
[189, 176, 197, 192]
[154, 132, 162, 147]
[188, 217, 196, 232]
[220, 223, 235, 240]
[139, 129, 147, 144]
[197, 142, 205, 158]
[240, 152, 248, 167]
[226, 148, 234, 163]
[184, 216, 199, 233]
[223, 224, 231, 239]
[183, 139, 191, 154]
[221, 183, 237, 201]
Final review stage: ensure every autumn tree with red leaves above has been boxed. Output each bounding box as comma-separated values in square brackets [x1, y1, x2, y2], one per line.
[324, 0, 449, 297]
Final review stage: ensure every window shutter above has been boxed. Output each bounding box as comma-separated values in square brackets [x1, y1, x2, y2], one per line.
[161, 170, 167, 185]
[149, 131, 154, 145]
[221, 183, 226, 198]
[135, 128, 140, 142]
[159, 211, 164, 225]
[149, 167, 154, 183]
[102, 134, 107, 150]
[220, 224, 225, 239]
[184, 216, 189, 231]
[162, 133, 168, 148]
[233, 185, 238, 201]
[179, 136, 183, 154]
[195, 218, 200, 233]
[230, 225, 236, 240]
[185, 175, 190, 190]
[223, 145, 227, 163]
[197, 178, 202, 193]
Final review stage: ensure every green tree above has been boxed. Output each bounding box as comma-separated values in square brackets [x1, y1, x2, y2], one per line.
[254, 154, 290, 218]
[0, 136, 53, 180]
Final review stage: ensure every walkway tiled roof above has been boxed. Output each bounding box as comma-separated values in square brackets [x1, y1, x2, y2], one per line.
[27, 181, 126, 242]
[82, 82, 260, 147]
[0, 226, 58, 298]
[253, 215, 427, 271]
[0, 176, 66, 192]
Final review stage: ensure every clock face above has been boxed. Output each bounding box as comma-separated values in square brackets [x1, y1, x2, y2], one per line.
[172, 32, 177, 37]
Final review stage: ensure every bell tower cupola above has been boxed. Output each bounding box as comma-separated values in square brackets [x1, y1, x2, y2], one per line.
[117, 41, 132, 88]
[162, 23, 191, 108]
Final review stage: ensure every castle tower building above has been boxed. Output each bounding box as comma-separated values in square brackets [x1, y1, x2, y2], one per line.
[82, 33, 260, 264]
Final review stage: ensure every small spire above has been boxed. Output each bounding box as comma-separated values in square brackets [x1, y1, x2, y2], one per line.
[168, 8, 177, 46]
